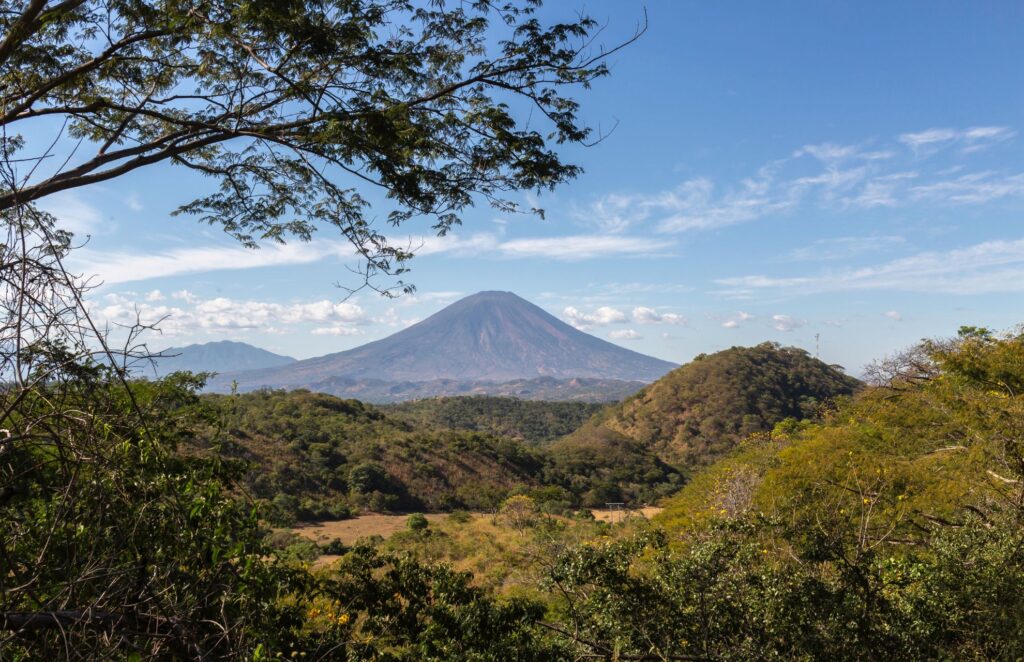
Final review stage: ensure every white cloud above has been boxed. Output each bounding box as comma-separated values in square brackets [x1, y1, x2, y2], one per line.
[899, 128, 959, 150]
[563, 305, 627, 329]
[123, 194, 144, 212]
[771, 314, 805, 332]
[786, 235, 906, 262]
[311, 325, 362, 336]
[632, 306, 687, 325]
[577, 193, 650, 233]
[38, 191, 104, 236]
[655, 175, 793, 233]
[172, 289, 198, 303]
[909, 172, 1024, 205]
[75, 230, 674, 286]
[794, 143, 859, 163]
[407, 231, 673, 260]
[95, 292, 369, 337]
[145, 289, 165, 302]
[410, 233, 501, 256]
[899, 126, 1015, 154]
[609, 329, 642, 340]
[717, 238, 1024, 296]
[846, 172, 919, 208]
[574, 125, 1020, 238]
[498, 235, 672, 260]
[794, 142, 895, 164]
[720, 311, 755, 329]
[72, 240, 354, 286]
[883, 311, 903, 321]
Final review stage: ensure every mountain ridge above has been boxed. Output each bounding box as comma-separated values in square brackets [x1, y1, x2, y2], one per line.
[153, 340, 296, 377]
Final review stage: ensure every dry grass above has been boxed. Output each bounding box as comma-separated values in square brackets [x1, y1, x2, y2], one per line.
[292, 513, 463, 545]
[589, 506, 663, 523]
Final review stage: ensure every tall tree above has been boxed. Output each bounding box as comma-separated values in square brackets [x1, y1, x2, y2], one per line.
[1, 0, 639, 290]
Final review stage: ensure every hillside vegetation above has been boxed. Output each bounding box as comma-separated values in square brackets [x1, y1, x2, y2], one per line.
[202, 390, 550, 522]
[559, 342, 861, 471]
[197, 344, 862, 522]
[381, 396, 603, 443]
[543, 327, 1024, 659]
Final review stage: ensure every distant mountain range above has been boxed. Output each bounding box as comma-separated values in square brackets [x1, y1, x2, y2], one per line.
[153, 340, 296, 377]
[188, 291, 676, 402]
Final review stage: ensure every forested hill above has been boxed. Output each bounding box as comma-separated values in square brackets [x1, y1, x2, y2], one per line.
[198, 389, 678, 520]
[555, 342, 861, 471]
[202, 390, 548, 521]
[381, 396, 603, 443]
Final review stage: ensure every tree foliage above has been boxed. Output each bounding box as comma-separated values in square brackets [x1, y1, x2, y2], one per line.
[381, 395, 603, 443]
[575, 342, 861, 470]
[1, 0, 639, 290]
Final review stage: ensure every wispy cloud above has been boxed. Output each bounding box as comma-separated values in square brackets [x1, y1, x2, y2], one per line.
[717, 238, 1024, 296]
[899, 126, 1015, 153]
[39, 191, 105, 236]
[123, 194, 144, 212]
[406, 232, 673, 260]
[497, 235, 673, 260]
[899, 128, 960, 150]
[575, 126, 1021, 235]
[609, 329, 642, 340]
[75, 231, 673, 286]
[909, 171, 1024, 204]
[786, 235, 906, 262]
[73, 241, 352, 286]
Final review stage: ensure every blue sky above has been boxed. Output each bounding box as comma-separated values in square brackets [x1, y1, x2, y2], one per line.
[43, 1, 1024, 375]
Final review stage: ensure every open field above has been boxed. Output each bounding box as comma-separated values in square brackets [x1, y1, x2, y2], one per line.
[292, 513, 462, 546]
[292, 507, 662, 548]
[590, 506, 663, 523]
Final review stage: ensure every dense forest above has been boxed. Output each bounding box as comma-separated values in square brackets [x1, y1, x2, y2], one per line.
[380, 396, 603, 443]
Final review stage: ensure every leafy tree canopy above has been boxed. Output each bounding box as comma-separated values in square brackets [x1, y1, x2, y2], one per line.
[1, 0, 639, 290]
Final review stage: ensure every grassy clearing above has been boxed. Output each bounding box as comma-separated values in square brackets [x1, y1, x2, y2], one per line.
[291, 513, 459, 546]
[589, 506, 662, 523]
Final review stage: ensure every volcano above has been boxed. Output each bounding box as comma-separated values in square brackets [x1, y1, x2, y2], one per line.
[218, 291, 676, 392]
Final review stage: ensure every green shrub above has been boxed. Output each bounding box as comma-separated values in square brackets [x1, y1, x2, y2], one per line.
[407, 513, 429, 532]
[448, 510, 472, 524]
